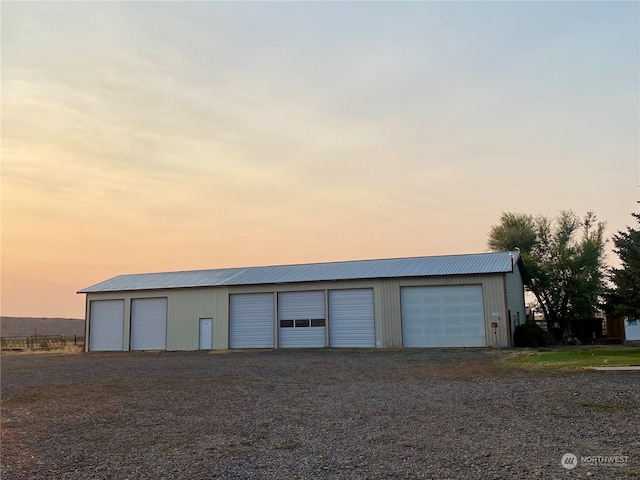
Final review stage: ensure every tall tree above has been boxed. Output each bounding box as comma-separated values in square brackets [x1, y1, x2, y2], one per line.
[488, 210, 607, 342]
[607, 205, 640, 319]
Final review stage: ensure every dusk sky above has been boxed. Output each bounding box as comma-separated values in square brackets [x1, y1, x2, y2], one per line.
[2, 1, 639, 318]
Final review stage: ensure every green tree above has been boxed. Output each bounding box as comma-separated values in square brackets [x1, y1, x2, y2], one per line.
[488, 210, 607, 342]
[607, 205, 640, 319]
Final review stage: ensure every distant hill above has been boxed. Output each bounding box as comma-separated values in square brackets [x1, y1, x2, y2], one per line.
[1, 317, 85, 338]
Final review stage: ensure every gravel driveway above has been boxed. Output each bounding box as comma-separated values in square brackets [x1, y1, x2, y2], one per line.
[1, 349, 638, 479]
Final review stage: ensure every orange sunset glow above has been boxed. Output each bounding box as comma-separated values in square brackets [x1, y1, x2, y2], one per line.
[2, 2, 638, 318]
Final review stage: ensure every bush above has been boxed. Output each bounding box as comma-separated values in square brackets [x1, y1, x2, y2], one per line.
[513, 323, 548, 348]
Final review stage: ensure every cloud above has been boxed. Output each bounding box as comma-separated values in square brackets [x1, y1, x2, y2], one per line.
[1, 1, 638, 316]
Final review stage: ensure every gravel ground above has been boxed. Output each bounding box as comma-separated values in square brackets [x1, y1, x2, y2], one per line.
[1, 348, 639, 480]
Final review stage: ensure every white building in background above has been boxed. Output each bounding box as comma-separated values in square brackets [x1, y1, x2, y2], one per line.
[625, 318, 640, 341]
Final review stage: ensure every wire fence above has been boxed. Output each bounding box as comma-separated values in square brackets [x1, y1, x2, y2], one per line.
[0, 334, 81, 351]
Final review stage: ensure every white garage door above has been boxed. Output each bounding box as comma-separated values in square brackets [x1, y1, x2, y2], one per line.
[89, 300, 124, 351]
[131, 298, 167, 350]
[329, 289, 375, 347]
[230, 293, 274, 348]
[401, 286, 486, 347]
[279, 291, 325, 348]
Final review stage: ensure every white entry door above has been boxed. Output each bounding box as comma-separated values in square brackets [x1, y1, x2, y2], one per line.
[199, 318, 213, 350]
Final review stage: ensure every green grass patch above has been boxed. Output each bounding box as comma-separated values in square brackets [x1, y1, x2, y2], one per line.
[577, 399, 622, 411]
[503, 347, 640, 370]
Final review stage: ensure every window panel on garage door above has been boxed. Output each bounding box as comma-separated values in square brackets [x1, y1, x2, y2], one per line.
[401, 286, 485, 347]
[130, 298, 167, 350]
[278, 291, 325, 348]
[89, 300, 124, 351]
[329, 289, 375, 347]
[230, 293, 275, 349]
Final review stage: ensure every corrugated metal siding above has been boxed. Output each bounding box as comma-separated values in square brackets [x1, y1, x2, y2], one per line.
[376, 275, 508, 348]
[85, 287, 229, 351]
[506, 268, 526, 344]
[227, 275, 509, 348]
[87, 291, 135, 350]
[375, 281, 401, 347]
[229, 280, 385, 347]
[476, 276, 509, 347]
[164, 287, 229, 351]
[79, 252, 519, 293]
[85, 273, 512, 351]
[228, 280, 381, 295]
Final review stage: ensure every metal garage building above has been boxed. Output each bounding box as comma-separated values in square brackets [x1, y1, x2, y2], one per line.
[79, 251, 527, 352]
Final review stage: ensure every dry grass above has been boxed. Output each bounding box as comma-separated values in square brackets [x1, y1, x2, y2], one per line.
[502, 346, 640, 370]
[0, 343, 84, 356]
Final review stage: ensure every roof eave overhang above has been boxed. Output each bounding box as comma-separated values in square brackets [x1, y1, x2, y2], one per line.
[78, 269, 512, 295]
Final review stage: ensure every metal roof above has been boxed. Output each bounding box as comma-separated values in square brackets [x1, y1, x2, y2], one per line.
[78, 251, 521, 294]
